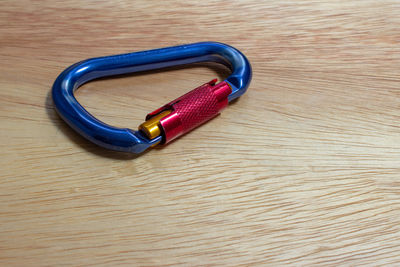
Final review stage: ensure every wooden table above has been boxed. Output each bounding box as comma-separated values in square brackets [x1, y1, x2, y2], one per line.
[1, 1, 400, 265]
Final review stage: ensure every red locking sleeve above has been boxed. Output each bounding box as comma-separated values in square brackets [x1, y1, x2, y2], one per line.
[147, 80, 232, 143]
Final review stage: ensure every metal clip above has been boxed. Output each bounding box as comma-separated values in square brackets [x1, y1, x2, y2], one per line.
[52, 42, 252, 153]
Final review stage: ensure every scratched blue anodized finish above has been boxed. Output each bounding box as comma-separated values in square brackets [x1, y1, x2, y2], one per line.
[52, 42, 252, 153]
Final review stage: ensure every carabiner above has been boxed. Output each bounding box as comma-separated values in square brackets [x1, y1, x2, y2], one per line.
[52, 42, 252, 153]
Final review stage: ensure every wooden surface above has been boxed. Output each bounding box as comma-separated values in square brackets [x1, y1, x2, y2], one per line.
[1, 0, 400, 266]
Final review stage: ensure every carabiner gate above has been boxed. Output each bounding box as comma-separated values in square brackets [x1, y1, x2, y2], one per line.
[52, 42, 252, 153]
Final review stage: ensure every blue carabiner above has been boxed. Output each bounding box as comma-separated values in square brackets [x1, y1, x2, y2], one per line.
[52, 42, 252, 153]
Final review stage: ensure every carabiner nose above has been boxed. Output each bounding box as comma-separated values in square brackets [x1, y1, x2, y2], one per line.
[52, 42, 252, 153]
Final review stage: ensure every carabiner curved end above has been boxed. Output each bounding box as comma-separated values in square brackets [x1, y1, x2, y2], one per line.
[52, 42, 252, 153]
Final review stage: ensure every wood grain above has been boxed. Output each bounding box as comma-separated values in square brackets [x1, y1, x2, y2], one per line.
[1, 0, 400, 266]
